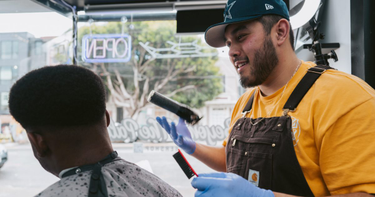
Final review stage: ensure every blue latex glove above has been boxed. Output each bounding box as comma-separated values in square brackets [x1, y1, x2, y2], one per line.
[191, 172, 274, 197]
[156, 116, 196, 154]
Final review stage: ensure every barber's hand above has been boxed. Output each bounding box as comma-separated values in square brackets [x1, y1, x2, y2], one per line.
[191, 172, 274, 197]
[156, 116, 196, 154]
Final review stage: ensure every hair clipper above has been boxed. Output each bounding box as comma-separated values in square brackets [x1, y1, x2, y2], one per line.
[147, 90, 202, 125]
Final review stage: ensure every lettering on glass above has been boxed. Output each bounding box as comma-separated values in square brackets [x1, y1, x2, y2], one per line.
[82, 34, 132, 63]
[108, 118, 230, 146]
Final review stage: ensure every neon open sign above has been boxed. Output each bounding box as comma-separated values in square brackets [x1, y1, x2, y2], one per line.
[82, 34, 132, 63]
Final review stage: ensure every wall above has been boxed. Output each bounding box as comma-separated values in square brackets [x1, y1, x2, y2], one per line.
[293, 0, 352, 74]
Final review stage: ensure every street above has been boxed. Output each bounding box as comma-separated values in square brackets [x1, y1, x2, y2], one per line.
[0, 143, 215, 197]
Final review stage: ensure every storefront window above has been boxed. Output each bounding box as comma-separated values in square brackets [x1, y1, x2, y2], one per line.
[1, 41, 18, 59]
[0, 7, 242, 197]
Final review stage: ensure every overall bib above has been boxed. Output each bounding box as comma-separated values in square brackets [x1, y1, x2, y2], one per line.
[226, 65, 331, 196]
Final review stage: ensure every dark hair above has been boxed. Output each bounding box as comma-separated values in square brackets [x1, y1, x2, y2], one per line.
[9, 65, 106, 129]
[256, 15, 295, 50]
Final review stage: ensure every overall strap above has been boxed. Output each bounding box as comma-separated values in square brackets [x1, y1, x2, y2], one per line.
[242, 91, 255, 113]
[283, 65, 333, 113]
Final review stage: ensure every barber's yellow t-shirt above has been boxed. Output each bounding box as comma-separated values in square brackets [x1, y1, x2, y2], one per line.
[224, 61, 375, 196]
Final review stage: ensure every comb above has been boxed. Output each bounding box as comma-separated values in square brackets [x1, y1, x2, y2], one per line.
[173, 149, 198, 179]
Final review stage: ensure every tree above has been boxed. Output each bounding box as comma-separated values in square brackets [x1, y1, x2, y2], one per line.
[78, 21, 223, 120]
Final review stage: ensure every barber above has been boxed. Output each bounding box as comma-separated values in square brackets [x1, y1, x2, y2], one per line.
[157, 0, 375, 196]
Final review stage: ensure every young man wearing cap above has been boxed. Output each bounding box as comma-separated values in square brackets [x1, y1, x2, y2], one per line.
[157, 0, 375, 196]
[9, 65, 182, 197]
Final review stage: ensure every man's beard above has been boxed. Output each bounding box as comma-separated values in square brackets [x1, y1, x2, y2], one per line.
[240, 36, 279, 88]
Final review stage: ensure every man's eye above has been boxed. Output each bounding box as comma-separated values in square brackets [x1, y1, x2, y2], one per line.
[237, 35, 245, 40]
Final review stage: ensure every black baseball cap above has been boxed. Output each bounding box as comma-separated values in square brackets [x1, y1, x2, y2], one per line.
[205, 0, 290, 48]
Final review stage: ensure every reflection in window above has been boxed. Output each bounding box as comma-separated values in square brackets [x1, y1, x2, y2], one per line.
[1, 41, 19, 59]
[78, 21, 224, 123]
[0, 92, 9, 111]
[210, 107, 228, 127]
[0, 66, 12, 81]
[154, 107, 167, 118]
[116, 107, 124, 123]
[50, 42, 69, 65]
[35, 41, 43, 55]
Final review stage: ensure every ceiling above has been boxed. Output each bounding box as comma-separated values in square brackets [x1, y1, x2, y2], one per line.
[30, 0, 227, 15]
[0, 0, 227, 16]
[0, 0, 298, 24]
[0, 0, 298, 15]
[49, 0, 221, 10]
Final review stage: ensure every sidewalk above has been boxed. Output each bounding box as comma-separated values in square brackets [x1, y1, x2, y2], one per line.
[1, 142, 30, 150]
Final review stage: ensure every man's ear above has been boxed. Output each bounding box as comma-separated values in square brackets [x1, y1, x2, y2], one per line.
[105, 110, 111, 127]
[274, 19, 290, 46]
[27, 132, 49, 158]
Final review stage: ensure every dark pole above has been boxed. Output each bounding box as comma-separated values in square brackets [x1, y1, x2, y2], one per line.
[55, 0, 78, 65]
[363, 0, 375, 87]
[351, 0, 375, 88]
[72, 7, 78, 65]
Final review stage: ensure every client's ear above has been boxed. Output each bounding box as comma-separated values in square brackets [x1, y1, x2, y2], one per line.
[105, 110, 111, 127]
[27, 132, 49, 158]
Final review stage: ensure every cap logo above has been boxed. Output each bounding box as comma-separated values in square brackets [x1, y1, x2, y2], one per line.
[265, 4, 274, 10]
[224, 1, 236, 21]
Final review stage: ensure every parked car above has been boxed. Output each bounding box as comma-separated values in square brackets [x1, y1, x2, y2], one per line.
[0, 144, 8, 169]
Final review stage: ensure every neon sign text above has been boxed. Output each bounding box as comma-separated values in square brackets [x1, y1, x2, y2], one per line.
[82, 34, 132, 63]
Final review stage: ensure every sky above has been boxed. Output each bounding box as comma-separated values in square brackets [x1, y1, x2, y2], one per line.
[0, 12, 72, 38]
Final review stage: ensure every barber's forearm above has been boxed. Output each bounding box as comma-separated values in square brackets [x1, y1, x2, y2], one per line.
[273, 192, 374, 197]
[191, 143, 226, 172]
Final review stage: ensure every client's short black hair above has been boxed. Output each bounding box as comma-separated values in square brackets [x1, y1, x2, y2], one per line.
[9, 65, 106, 129]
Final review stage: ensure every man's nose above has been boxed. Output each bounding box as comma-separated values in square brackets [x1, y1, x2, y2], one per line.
[228, 45, 240, 57]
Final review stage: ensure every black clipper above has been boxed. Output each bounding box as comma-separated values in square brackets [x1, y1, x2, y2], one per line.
[147, 90, 202, 125]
